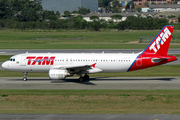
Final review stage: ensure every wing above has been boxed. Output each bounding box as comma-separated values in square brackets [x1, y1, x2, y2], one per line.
[51, 63, 102, 74]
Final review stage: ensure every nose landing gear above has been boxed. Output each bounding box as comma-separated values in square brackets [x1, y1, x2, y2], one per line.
[23, 72, 28, 81]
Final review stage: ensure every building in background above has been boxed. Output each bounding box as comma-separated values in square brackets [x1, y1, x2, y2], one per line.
[133, 0, 180, 5]
[118, 0, 131, 6]
[41, 0, 98, 14]
[149, 4, 180, 12]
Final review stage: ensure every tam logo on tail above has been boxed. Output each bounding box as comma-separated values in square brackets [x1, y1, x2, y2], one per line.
[149, 27, 171, 53]
[144, 26, 174, 55]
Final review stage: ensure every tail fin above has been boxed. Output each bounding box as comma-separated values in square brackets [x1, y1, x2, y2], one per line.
[143, 25, 174, 55]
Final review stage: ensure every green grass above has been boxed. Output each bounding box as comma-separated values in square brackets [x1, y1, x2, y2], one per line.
[0, 65, 180, 77]
[0, 29, 179, 49]
[0, 55, 12, 62]
[0, 89, 180, 114]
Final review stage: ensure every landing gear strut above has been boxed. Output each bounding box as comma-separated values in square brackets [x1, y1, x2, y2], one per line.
[23, 72, 28, 81]
[78, 74, 89, 82]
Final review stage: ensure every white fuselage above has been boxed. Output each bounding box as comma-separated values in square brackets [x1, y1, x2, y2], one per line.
[2, 53, 139, 73]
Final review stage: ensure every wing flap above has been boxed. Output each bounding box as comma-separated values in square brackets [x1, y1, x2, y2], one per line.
[52, 64, 92, 69]
[51, 63, 102, 74]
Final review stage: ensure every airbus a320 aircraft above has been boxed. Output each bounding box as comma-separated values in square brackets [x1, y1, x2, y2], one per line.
[1, 25, 177, 82]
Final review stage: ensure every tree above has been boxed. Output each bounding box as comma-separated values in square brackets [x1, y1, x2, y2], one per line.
[106, 0, 122, 13]
[48, 15, 58, 20]
[125, 1, 135, 12]
[43, 10, 55, 20]
[64, 11, 71, 17]
[90, 16, 99, 21]
[168, 15, 176, 18]
[71, 10, 78, 14]
[100, 19, 108, 29]
[98, 0, 112, 7]
[173, 1, 178, 4]
[144, 2, 149, 7]
[98, 0, 112, 13]
[0, 0, 13, 19]
[17, 0, 43, 22]
[111, 15, 122, 22]
[78, 6, 90, 15]
[136, 7, 141, 12]
[90, 21, 101, 31]
[112, 7, 121, 13]
[56, 11, 60, 18]
[98, 0, 104, 7]
[112, 0, 121, 8]
[74, 15, 87, 29]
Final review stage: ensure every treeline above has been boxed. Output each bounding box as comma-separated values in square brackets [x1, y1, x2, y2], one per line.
[0, 16, 170, 30]
[0, 0, 43, 21]
[0, 0, 173, 30]
[0, 0, 90, 21]
[117, 16, 169, 30]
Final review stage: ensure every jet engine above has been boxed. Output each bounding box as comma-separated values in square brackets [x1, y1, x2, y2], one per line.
[49, 69, 70, 80]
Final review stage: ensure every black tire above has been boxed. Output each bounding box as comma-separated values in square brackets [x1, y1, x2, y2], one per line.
[83, 74, 89, 80]
[79, 77, 84, 82]
[23, 77, 27, 81]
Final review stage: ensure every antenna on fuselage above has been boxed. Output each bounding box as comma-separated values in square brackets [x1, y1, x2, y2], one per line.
[26, 51, 28, 54]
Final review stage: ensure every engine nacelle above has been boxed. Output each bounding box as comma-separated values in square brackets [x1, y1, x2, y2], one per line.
[49, 69, 69, 80]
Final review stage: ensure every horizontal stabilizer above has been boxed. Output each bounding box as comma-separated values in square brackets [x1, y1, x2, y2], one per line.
[151, 56, 172, 63]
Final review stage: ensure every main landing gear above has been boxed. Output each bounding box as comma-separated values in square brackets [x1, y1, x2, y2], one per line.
[23, 72, 28, 81]
[78, 74, 89, 82]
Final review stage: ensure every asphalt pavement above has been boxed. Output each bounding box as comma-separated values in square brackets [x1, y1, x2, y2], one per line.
[0, 77, 180, 89]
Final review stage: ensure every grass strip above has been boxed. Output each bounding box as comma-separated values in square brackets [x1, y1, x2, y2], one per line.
[0, 55, 12, 62]
[0, 89, 180, 114]
[0, 30, 180, 49]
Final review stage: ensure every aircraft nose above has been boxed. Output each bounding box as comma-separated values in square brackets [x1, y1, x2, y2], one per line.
[1, 62, 7, 69]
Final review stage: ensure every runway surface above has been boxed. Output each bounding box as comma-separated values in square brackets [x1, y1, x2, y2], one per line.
[1, 114, 180, 120]
[0, 49, 180, 55]
[0, 77, 180, 90]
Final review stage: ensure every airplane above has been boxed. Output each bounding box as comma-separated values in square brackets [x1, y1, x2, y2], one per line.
[1, 25, 177, 82]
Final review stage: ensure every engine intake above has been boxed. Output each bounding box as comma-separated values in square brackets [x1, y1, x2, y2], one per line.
[49, 69, 70, 80]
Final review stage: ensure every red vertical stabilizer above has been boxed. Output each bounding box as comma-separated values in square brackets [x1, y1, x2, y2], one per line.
[128, 26, 177, 72]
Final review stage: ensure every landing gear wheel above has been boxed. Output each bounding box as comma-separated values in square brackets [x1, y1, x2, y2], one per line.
[79, 77, 84, 82]
[23, 77, 27, 81]
[83, 74, 89, 80]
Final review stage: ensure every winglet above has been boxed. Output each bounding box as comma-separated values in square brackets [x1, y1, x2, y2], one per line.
[91, 63, 96, 68]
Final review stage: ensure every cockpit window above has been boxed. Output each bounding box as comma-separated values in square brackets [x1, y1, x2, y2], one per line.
[9, 58, 15, 62]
